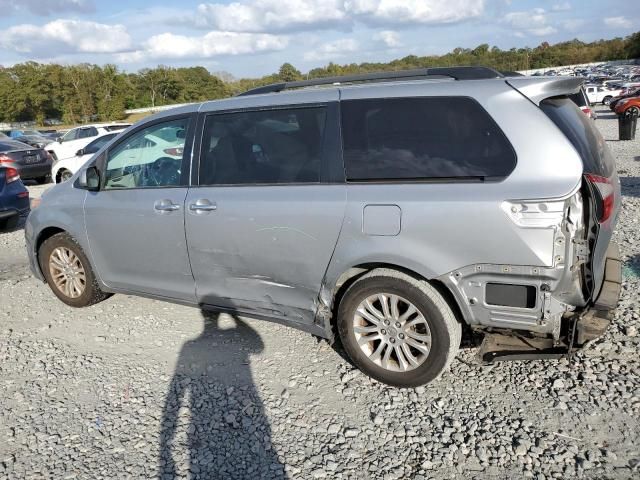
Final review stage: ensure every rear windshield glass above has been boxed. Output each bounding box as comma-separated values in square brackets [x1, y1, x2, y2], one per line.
[341, 97, 517, 181]
[0, 142, 24, 152]
[540, 97, 614, 177]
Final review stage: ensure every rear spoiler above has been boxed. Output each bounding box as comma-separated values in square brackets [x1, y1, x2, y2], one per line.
[507, 77, 584, 105]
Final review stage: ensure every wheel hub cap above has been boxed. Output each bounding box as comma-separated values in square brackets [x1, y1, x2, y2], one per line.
[49, 247, 86, 299]
[353, 293, 432, 372]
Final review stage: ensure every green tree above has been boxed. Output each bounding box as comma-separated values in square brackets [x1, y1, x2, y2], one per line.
[278, 63, 302, 82]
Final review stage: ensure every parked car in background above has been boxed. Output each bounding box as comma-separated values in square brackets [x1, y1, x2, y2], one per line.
[26, 67, 621, 387]
[52, 132, 119, 183]
[15, 134, 51, 149]
[0, 165, 29, 231]
[613, 96, 640, 116]
[2, 129, 43, 139]
[609, 88, 640, 111]
[0, 139, 52, 183]
[40, 130, 65, 141]
[584, 85, 623, 105]
[45, 123, 130, 162]
[569, 86, 596, 119]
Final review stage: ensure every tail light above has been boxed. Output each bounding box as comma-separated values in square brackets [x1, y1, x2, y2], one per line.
[585, 174, 614, 223]
[4, 167, 20, 183]
[580, 106, 592, 117]
[163, 147, 184, 156]
[0, 154, 13, 165]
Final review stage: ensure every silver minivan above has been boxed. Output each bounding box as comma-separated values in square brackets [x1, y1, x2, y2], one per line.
[26, 67, 622, 387]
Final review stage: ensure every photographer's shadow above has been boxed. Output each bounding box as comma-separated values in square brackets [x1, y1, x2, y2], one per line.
[159, 310, 286, 479]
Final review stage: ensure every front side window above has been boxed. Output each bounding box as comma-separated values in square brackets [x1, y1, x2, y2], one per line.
[341, 97, 516, 181]
[62, 129, 79, 142]
[104, 118, 189, 189]
[199, 106, 326, 185]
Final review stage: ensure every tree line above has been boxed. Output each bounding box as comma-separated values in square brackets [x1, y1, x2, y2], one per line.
[0, 31, 638, 125]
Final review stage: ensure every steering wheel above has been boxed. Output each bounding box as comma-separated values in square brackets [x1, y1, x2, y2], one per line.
[143, 157, 181, 186]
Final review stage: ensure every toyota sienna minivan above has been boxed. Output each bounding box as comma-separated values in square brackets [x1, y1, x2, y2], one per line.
[25, 67, 622, 387]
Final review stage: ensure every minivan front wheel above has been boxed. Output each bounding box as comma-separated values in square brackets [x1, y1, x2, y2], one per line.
[337, 269, 461, 387]
[39, 232, 110, 308]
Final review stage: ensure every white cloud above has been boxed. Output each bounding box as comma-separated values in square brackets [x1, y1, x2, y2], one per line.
[0, 0, 94, 16]
[119, 31, 288, 62]
[375, 30, 401, 48]
[504, 8, 557, 36]
[603, 16, 632, 29]
[2, 19, 131, 56]
[194, 0, 348, 32]
[345, 0, 485, 26]
[562, 18, 586, 31]
[192, 0, 484, 32]
[304, 38, 359, 61]
[551, 2, 571, 12]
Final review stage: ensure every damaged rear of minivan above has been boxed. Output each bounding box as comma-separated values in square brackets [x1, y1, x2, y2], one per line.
[473, 77, 622, 362]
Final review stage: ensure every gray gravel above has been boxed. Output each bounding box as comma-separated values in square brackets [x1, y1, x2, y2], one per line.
[1, 107, 639, 479]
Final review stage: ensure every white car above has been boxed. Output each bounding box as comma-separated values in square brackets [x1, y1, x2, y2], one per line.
[584, 85, 623, 105]
[52, 132, 120, 183]
[53, 131, 183, 183]
[45, 123, 130, 162]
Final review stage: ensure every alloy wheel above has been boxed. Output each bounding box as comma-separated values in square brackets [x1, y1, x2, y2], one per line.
[49, 247, 86, 299]
[353, 293, 432, 372]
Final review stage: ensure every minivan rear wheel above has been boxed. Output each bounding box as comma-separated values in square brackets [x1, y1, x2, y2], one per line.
[39, 232, 110, 308]
[337, 269, 461, 387]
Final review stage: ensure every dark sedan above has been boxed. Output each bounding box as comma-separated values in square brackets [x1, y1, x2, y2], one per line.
[0, 140, 52, 183]
[15, 134, 51, 149]
[0, 166, 30, 231]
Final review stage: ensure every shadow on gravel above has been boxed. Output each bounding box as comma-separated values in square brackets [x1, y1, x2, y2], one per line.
[620, 177, 640, 198]
[159, 310, 286, 480]
[0, 215, 27, 235]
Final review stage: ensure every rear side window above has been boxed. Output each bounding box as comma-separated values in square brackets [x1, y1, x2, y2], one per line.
[341, 97, 516, 181]
[199, 106, 326, 185]
[540, 97, 614, 177]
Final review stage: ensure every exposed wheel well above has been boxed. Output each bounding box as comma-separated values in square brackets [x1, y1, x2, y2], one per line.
[328, 263, 467, 336]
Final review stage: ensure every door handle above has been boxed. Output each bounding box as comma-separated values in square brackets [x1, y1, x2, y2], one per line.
[154, 200, 181, 212]
[189, 199, 217, 212]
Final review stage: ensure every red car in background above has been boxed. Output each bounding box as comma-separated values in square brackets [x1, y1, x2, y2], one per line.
[609, 87, 640, 111]
[614, 96, 640, 116]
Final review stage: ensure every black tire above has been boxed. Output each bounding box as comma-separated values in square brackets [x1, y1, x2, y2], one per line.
[603, 96, 612, 106]
[57, 169, 73, 183]
[35, 175, 51, 185]
[39, 232, 110, 308]
[337, 269, 461, 387]
[629, 106, 640, 116]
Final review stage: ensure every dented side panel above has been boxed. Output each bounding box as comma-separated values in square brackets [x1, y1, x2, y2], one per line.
[185, 184, 347, 321]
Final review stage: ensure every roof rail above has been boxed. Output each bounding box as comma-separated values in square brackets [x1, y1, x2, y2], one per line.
[237, 66, 504, 97]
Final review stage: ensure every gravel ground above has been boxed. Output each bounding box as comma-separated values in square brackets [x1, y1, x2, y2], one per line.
[1, 107, 639, 480]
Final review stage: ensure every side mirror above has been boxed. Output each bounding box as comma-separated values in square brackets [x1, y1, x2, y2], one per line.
[57, 137, 62, 143]
[76, 148, 85, 156]
[77, 166, 100, 191]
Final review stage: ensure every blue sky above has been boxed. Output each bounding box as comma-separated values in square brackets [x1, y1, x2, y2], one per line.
[0, 0, 636, 78]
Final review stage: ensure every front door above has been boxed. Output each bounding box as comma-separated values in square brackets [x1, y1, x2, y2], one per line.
[84, 115, 197, 302]
[185, 103, 346, 323]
